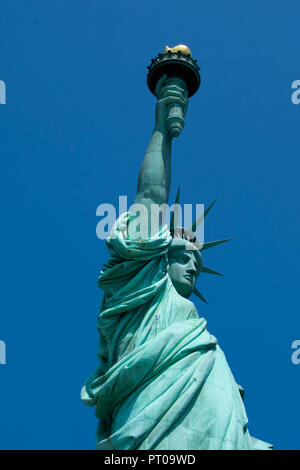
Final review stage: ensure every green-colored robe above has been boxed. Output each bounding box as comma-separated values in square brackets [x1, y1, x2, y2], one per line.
[81, 213, 272, 450]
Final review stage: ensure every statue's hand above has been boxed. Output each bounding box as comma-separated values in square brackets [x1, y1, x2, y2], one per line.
[154, 74, 188, 136]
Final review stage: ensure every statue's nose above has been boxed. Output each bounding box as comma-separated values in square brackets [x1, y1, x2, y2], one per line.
[187, 265, 197, 275]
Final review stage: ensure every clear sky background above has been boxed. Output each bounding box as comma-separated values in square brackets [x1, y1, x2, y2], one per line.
[0, 0, 299, 450]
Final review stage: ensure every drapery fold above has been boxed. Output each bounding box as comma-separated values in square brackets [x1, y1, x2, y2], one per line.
[81, 213, 272, 450]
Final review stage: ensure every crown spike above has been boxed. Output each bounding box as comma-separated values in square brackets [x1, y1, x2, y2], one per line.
[189, 200, 216, 235]
[193, 287, 208, 304]
[201, 266, 225, 277]
[200, 238, 232, 252]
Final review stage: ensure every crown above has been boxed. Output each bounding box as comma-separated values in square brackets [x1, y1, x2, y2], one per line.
[169, 187, 231, 303]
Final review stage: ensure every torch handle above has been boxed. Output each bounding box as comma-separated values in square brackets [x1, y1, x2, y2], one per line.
[165, 78, 187, 138]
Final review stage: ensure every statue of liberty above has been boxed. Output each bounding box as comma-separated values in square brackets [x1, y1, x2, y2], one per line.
[81, 46, 272, 450]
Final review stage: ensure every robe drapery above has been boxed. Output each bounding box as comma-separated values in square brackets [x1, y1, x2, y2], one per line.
[81, 213, 271, 450]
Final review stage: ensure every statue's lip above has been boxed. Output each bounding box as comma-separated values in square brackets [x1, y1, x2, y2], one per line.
[183, 273, 194, 282]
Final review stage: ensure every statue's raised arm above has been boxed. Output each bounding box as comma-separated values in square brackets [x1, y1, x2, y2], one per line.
[134, 75, 188, 234]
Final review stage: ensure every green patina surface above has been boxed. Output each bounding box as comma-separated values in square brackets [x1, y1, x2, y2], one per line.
[81, 68, 272, 450]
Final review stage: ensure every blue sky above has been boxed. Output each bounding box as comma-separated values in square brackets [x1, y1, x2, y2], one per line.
[0, 0, 299, 449]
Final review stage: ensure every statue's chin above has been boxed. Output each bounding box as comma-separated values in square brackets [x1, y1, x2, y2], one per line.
[172, 280, 193, 299]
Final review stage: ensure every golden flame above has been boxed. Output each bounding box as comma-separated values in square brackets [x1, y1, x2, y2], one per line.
[164, 44, 192, 56]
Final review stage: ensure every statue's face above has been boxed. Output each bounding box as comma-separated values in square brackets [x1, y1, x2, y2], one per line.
[168, 249, 202, 298]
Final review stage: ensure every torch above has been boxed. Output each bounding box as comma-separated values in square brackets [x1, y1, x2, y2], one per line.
[147, 45, 201, 137]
